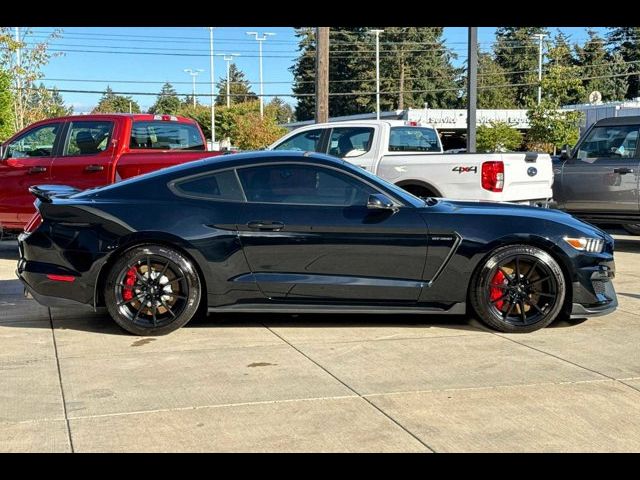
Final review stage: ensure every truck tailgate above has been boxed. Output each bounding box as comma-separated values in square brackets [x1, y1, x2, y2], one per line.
[500, 153, 553, 202]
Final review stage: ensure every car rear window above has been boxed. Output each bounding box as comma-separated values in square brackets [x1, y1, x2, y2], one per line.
[173, 170, 244, 201]
[389, 127, 441, 152]
[130, 121, 205, 150]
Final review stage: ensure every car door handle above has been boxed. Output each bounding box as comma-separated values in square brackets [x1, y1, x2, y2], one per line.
[613, 167, 634, 174]
[85, 165, 104, 172]
[247, 221, 285, 231]
[28, 166, 47, 174]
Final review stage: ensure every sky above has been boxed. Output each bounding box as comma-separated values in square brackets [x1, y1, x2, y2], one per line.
[27, 26, 608, 114]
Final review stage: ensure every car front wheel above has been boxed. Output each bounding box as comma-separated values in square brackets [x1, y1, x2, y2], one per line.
[470, 244, 566, 333]
[104, 244, 202, 336]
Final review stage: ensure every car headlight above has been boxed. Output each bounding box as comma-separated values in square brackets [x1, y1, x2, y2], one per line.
[563, 236, 604, 253]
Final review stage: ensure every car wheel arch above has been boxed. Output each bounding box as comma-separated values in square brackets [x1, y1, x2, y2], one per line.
[466, 235, 574, 314]
[94, 233, 209, 310]
[395, 180, 443, 198]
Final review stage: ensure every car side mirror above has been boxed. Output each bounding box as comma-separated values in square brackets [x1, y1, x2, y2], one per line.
[367, 193, 396, 211]
[559, 144, 572, 160]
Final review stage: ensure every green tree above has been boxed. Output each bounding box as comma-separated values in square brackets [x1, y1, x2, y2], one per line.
[290, 27, 461, 121]
[149, 82, 181, 115]
[576, 29, 629, 102]
[216, 63, 258, 106]
[0, 69, 14, 141]
[92, 86, 141, 114]
[542, 39, 585, 106]
[493, 27, 548, 107]
[608, 27, 640, 99]
[265, 97, 295, 124]
[0, 27, 63, 131]
[477, 121, 523, 152]
[477, 52, 516, 108]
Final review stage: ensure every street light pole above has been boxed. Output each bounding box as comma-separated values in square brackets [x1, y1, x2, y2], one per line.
[246, 31, 275, 117]
[368, 29, 384, 120]
[183, 68, 204, 107]
[209, 27, 216, 148]
[533, 33, 546, 105]
[218, 54, 240, 108]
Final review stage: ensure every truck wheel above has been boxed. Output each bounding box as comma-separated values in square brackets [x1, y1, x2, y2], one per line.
[104, 245, 202, 336]
[470, 244, 566, 333]
[622, 224, 640, 236]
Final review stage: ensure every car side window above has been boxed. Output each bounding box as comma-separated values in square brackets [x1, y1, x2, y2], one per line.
[328, 127, 374, 158]
[3, 124, 61, 159]
[237, 164, 378, 206]
[64, 121, 113, 156]
[576, 125, 640, 160]
[272, 129, 323, 152]
[173, 170, 244, 201]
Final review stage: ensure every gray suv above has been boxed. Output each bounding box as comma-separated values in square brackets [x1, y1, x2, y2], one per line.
[553, 116, 640, 235]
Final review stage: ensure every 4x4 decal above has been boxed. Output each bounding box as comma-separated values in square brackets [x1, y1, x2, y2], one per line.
[452, 166, 478, 174]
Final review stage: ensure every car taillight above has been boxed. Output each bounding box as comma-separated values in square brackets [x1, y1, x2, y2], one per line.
[24, 212, 42, 233]
[481, 161, 504, 192]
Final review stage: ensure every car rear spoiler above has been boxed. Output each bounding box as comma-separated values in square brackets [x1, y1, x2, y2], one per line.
[29, 185, 81, 203]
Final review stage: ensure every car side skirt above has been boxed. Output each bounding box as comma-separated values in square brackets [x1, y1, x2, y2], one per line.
[207, 302, 467, 315]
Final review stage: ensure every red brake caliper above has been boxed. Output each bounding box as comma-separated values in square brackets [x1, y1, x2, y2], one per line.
[122, 266, 138, 301]
[490, 270, 507, 310]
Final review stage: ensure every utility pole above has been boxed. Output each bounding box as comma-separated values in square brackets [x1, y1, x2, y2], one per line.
[209, 27, 216, 149]
[183, 68, 204, 107]
[467, 27, 478, 153]
[218, 54, 240, 108]
[246, 31, 275, 117]
[315, 27, 329, 123]
[15, 26, 23, 130]
[533, 33, 546, 105]
[368, 29, 384, 120]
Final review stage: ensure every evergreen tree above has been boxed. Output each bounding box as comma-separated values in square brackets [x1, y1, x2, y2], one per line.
[265, 97, 295, 124]
[576, 29, 628, 102]
[493, 27, 548, 107]
[543, 36, 584, 105]
[92, 87, 141, 113]
[607, 27, 640, 99]
[149, 82, 181, 114]
[216, 63, 258, 106]
[477, 52, 516, 108]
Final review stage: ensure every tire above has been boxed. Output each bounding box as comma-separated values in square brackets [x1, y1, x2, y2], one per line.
[469, 244, 566, 333]
[622, 223, 640, 235]
[104, 244, 202, 336]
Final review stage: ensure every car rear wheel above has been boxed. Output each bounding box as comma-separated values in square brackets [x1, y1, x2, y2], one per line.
[622, 223, 640, 236]
[470, 245, 566, 333]
[104, 245, 202, 336]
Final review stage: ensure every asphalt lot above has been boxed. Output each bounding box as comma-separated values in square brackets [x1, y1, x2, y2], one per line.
[1, 233, 640, 452]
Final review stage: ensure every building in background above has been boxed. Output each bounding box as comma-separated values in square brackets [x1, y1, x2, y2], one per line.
[563, 99, 640, 134]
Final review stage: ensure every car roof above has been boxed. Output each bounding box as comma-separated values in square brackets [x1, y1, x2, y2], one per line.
[294, 120, 437, 129]
[594, 116, 640, 127]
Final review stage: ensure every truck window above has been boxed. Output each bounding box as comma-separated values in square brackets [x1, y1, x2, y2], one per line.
[389, 127, 441, 152]
[272, 129, 322, 152]
[576, 125, 639, 160]
[3, 124, 61, 159]
[328, 127, 374, 158]
[130, 121, 205, 150]
[64, 121, 113, 156]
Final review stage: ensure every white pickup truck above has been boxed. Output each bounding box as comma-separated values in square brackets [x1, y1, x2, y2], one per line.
[268, 120, 553, 206]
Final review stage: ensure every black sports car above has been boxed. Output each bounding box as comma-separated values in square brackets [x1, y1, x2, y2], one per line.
[17, 151, 617, 336]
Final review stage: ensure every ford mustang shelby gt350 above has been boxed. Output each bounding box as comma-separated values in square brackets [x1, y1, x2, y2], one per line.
[17, 151, 617, 335]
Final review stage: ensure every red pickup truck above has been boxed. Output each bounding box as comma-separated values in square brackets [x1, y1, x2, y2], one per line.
[0, 113, 221, 234]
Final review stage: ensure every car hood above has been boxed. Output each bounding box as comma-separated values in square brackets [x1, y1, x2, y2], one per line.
[423, 198, 612, 240]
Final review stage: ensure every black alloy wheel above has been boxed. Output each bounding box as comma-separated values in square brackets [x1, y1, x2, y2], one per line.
[105, 245, 202, 335]
[470, 245, 566, 333]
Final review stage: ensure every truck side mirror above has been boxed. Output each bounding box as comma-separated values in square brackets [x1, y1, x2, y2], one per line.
[559, 144, 571, 160]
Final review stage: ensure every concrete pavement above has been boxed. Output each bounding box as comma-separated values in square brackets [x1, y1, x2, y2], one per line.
[1, 234, 639, 452]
